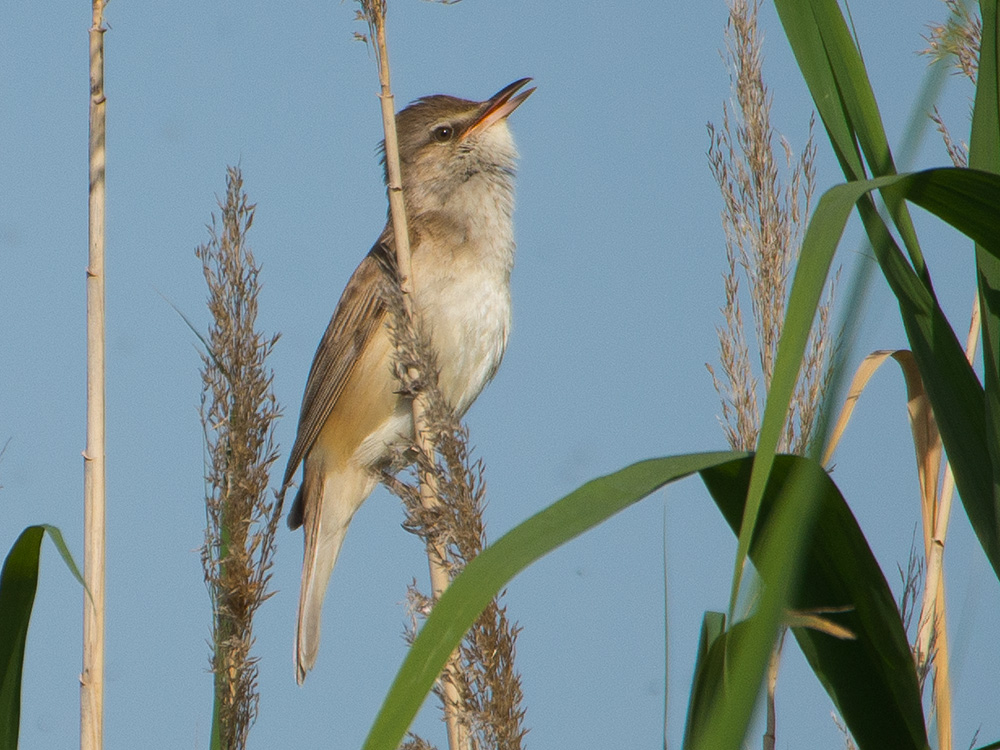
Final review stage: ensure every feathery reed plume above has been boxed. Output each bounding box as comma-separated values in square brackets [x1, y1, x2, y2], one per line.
[383, 280, 528, 750]
[924, 0, 981, 83]
[707, 0, 830, 456]
[707, 2, 833, 747]
[198, 166, 282, 750]
[923, 1, 981, 168]
[82, 2, 108, 748]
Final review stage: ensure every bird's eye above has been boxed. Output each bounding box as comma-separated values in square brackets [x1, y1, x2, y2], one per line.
[432, 125, 454, 143]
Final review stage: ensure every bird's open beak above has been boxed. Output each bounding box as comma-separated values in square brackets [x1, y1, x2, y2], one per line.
[463, 78, 535, 139]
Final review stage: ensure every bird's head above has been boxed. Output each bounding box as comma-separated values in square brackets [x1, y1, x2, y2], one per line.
[382, 78, 534, 216]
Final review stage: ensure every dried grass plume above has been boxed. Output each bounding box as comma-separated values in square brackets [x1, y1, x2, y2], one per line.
[706, 0, 833, 456]
[198, 166, 282, 750]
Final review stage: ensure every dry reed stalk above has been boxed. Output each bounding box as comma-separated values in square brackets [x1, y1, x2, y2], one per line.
[198, 167, 282, 750]
[355, 4, 465, 748]
[352, 11, 527, 740]
[707, 2, 831, 747]
[914, 294, 980, 750]
[82, 3, 107, 748]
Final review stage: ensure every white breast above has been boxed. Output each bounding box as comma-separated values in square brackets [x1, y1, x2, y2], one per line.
[413, 229, 512, 416]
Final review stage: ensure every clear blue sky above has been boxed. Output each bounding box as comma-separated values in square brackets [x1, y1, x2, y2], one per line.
[2, 1, 997, 748]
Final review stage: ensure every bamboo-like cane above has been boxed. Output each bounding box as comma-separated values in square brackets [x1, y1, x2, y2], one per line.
[82, 2, 107, 749]
[366, 6, 465, 750]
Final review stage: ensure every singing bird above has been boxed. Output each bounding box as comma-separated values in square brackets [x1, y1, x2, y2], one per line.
[282, 78, 534, 683]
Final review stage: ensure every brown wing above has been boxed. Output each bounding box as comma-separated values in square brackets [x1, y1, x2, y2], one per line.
[280, 231, 398, 494]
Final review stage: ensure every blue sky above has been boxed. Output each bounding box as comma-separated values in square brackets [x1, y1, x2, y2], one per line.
[2, 1, 998, 748]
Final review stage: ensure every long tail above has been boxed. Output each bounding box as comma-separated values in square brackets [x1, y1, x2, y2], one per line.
[295, 466, 375, 684]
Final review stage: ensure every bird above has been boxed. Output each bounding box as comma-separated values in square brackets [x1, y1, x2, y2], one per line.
[281, 78, 534, 684]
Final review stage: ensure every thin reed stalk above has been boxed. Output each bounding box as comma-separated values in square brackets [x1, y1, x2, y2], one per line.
[360, 5, 451, 597]
[82, 2, 107, 748]
[354, 4, 467, 749]
[198, 167, 282, 750]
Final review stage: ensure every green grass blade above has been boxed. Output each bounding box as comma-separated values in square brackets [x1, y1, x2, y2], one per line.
[0, 525, 83, 750]
[776, 0, 928, 275]
[805, 0, 926, 274]
[971, 0, 1000, 176]
[38, 524, 87, 596]
[737, 163, 1000, 640]
[807, 38, 948, 472]
[681, 611, 726, 750]
[0, 527, 44, 750]
[777, 0, 1000, 581]
[210, 696, 222, 750]
[727, 0, 940, 611]
[773, 0, 865, 177]
[882, 168, 1000, 579]
[703, 456, 928, 750]
[817, 168, 1000, 575]
[361, 451, 743, 750]
[682, 617, 754, 750]
[970, 0, 1000, 571]
[694, 456, 827, 749]
[807, 0, 893, 178]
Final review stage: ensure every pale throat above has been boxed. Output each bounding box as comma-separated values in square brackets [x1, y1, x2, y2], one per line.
[407, 122, 518, 259]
